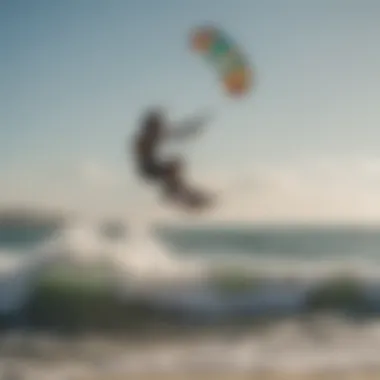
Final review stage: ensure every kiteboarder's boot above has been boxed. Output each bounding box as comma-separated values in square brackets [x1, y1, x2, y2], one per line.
[162, 183, 214, 211]
[178, 188, 216, 211]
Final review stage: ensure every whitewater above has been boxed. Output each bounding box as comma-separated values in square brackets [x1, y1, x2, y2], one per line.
[3, 220, 380, 315]
[2, 220, 380, 378]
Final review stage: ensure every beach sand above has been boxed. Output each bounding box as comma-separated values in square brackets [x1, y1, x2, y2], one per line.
[80, 372, 380, 380]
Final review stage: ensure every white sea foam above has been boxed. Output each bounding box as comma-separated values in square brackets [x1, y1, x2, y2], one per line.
[2, 318, 380, 378]
[0, 220, 207, 314]
[1, 219, 380, 316]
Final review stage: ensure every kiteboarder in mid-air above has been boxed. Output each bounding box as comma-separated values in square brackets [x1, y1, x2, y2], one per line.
[132, 108, 214, 211]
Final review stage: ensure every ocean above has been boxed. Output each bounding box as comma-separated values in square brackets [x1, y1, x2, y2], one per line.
[2, 221, 380, 378]
[2, 222, 380, 315]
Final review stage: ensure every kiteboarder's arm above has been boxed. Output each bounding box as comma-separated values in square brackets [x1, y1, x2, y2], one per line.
[165, 111, 212, 141]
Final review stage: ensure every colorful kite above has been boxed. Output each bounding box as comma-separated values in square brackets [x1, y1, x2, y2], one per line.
[190, 25, 252, 97]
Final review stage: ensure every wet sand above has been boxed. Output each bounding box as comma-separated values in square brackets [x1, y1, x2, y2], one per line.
[2, 317, 380, 380]
[81, 372, 380, 380]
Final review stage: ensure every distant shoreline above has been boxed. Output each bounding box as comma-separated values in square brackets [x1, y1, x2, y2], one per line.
[3, 206, 380, 229]
[0, 207, 69, 227]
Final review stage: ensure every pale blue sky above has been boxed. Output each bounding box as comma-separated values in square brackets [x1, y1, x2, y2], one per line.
[2, 0, 380, 220]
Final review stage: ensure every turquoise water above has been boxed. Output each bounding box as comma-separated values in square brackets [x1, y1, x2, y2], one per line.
[2, 223, 380, 259]
[157, 225, 380, 260]
[0, 225, 58, 250]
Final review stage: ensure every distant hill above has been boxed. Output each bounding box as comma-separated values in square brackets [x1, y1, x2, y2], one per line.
[0, 207, 69, 228]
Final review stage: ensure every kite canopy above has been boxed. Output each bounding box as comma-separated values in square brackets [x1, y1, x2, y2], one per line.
[190, 25, 252, 97]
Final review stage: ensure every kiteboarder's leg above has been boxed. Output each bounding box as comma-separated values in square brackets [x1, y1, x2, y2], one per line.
[159, 158, 185, 198]
[160, 159, 213, 210]
[140, 158, 179, 183]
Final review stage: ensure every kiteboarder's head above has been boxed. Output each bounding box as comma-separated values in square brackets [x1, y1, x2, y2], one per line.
[142, 108, 164, 138]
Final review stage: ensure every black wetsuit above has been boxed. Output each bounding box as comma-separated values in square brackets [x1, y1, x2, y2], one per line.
[135, 132, 168, 181]
[140, 158, 167, 180]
